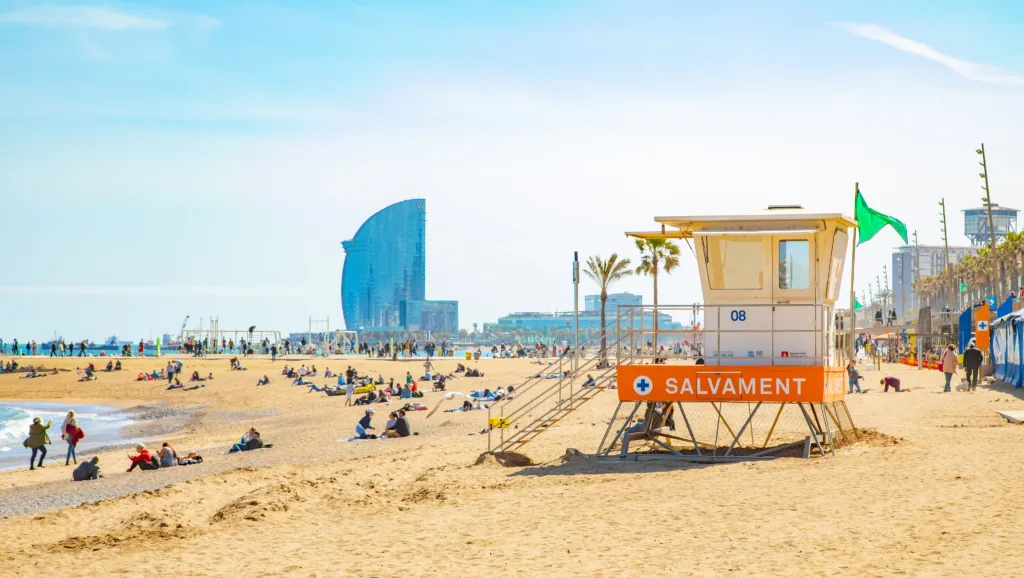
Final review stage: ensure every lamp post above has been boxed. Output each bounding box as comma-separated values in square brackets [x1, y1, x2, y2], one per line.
[977, 144, 999, 298]
[939, 198, 952, 317]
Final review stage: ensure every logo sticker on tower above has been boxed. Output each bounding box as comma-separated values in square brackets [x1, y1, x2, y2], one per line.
[632, 375, 653, 396]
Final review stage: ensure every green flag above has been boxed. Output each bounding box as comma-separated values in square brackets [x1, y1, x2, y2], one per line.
[855, 191, 909, 245]
[854, 299, 864, 310]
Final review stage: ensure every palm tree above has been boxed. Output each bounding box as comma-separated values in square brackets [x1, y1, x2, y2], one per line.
[635, 238, 681, 355]
[584, 253, 632, 362]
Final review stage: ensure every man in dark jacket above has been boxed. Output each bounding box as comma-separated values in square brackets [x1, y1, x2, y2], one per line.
[72, 457, 101, 481]
[963, 342, 984, 391]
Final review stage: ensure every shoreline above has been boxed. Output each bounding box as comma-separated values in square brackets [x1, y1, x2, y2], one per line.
[0, 400, 143, 471]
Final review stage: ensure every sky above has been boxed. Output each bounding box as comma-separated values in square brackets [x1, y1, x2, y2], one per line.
[1, 0, 1023, 342]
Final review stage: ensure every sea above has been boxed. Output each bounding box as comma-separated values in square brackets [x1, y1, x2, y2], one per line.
[0, 402, 135, 471]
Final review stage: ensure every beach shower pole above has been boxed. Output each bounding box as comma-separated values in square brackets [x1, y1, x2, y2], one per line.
[573, 251, 580, 380]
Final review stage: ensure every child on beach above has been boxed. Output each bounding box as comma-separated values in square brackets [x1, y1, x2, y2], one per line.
[846, 360, 863, 394]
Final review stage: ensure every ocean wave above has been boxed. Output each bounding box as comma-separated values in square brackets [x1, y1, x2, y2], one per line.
[0, 406, 32, 448]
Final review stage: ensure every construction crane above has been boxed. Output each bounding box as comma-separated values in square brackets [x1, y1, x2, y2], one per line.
[179, 316, 190, 341]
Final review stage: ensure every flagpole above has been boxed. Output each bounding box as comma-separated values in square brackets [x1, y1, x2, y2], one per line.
[849, 182, 859, 362]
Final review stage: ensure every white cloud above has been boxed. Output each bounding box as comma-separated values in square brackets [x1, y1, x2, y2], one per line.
[0, 3, 170, 30]
[836, 22, 1024, 86]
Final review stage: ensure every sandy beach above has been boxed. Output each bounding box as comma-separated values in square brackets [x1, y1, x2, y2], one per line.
[1, 354, 1023, 576]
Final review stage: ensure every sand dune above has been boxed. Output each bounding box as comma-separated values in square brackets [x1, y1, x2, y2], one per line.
[1, 355, 1023, 576]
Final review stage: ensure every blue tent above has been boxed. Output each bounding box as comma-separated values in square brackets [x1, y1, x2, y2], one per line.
[991, 309, 1024, 388]
[958, 307, 974, 353]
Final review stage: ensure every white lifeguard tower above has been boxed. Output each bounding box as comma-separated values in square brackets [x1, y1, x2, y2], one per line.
[486, 205, 859, 462]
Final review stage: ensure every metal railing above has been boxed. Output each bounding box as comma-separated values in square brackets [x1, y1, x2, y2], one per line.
[487, 309, 635, 454]
[612, 303, 835, 366]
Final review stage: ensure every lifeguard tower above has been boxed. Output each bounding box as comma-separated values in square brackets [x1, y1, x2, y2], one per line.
[486, 205, 859, 461]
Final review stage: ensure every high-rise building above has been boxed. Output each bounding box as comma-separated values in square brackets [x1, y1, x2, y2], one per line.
[584, 292, 643, 319]
[399, 300, 459, 334]
[341, 199, 458, 332]
[341, 199, 426, 330]
[892, 244, 979, 318]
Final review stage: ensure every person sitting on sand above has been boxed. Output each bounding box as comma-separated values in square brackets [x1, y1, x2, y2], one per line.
[79, 367, 96, 382]
[127, 444, 158, 472]
[386, 410, 412, 438]
[105, 361, 113, 372]
[190, 371, 204, 382]
[158, 442, 178, 467]
[355, 408, 376, 439]
[375, 374, 385, 385]
[310, 365, 317, 377]
[229, 431, 263, 453]
[324, 367, 333, 379]
[385, 411, 398, 432]
[880, 376, 908, 392]
[582, 374, 596, 387]
[256, 375, 270, 386]
[231, 357, 240, 370]
[400, 384, 412, 399]
[292, 376, 313, 386]
[72, 456, 101, 481]
[113, 360, 122, 371]
[299, 365, 308, 377]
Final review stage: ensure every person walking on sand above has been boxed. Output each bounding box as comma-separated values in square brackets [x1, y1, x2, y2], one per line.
[941, 344, 959, 393]
[23, 417, 52, 470]
[61, 410, 82, 465]
[345, 380, 356, 406]
[963, 341, 984, 392]
[166, 361, 176, 384]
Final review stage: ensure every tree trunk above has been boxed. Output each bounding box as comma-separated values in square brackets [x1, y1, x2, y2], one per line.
[652, 264, 659, 359]
[599, 291, 608, 362]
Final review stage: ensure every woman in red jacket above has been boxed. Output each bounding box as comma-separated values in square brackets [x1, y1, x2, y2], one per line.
[62, 410, 85, 466]
[127, 444, 158, 472]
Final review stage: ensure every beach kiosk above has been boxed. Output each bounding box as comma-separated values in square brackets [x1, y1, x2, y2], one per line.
[598, 205, 858, 461]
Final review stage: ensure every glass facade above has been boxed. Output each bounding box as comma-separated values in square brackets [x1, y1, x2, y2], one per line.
[341, 199, 426, 330]
[400, 300, 459, 334]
